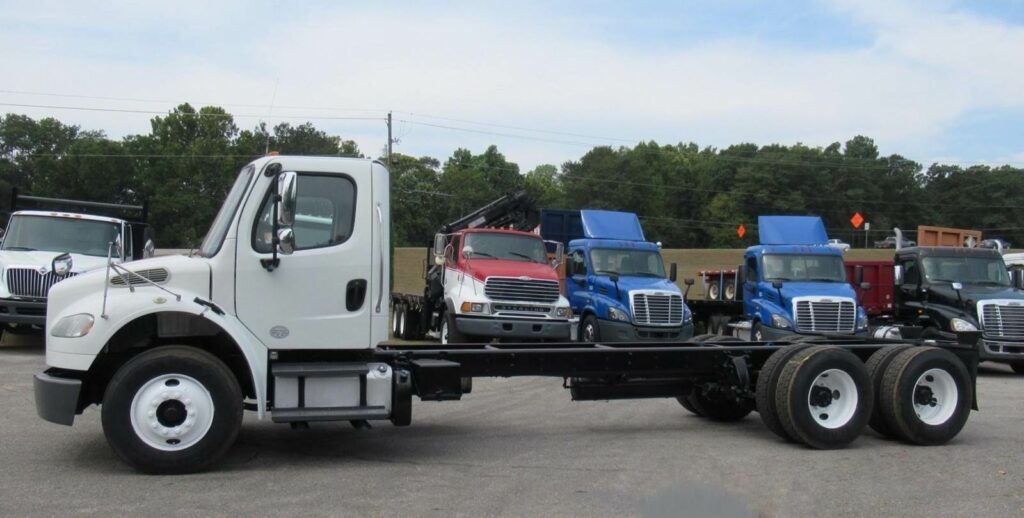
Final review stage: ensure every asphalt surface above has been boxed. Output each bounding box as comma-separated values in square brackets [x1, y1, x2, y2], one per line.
[1, 338, 1022, 517]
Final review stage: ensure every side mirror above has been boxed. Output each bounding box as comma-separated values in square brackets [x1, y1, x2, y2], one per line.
[277, 228, 295, 255]
[610, 272, 620, 284]
[52, 253, 73, 276]
[113, 234, 124, 259]
[277, 171, 298, 227]
[772, 280, 784, 290]
[143, 239, 156, 258]
[669, 263, 678, 282]
[894, 265, 903, 285]
[860, 281, 871, 291]
[684, 278, 694, 286]
[462, 245, 474, 259]
[1012, 270, 1023, 289]
[737, 264, 747, 285]
[952, 282, 963, 291]
[854, 265, 864, 285]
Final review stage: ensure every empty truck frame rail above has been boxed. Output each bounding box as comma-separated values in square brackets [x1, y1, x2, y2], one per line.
[34, 156, 981, 474]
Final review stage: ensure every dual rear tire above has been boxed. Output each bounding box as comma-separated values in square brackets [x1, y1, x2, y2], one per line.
[756, 344, 972, 449]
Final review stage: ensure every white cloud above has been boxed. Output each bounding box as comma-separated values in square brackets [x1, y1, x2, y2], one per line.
[0, 0, 1022, 168]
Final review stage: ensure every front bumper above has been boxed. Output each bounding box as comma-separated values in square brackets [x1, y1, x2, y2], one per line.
[456, 315, 571, 340]
[0, 297, 47, 325]
[34, 369, 83, 426]
[597, 319, 694, 342]
[978, 338, 1024, 362]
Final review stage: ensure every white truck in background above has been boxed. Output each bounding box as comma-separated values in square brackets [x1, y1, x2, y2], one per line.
[33, 156, 980, 474]
[0, 193, 152, 335]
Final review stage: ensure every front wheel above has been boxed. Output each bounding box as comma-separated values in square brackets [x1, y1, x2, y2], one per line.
[580, 315, 601, 342]
[1010, 362, 1024, 375]
[101, 346, 243, 474]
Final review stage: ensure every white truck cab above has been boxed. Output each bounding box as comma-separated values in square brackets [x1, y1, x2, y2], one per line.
[0, 197, 151, 333]
[36, 156, 390, 472]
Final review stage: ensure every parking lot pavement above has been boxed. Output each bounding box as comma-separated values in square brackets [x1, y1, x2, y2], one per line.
[1, 340, 1022, 517]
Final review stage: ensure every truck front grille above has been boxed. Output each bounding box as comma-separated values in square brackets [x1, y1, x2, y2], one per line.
[6, 268, 78, 299]
[794, 299, 855, 333]
[484, 277, 560, 303]
[632, 293, 684, 326]
[979, 301, 1024, 339]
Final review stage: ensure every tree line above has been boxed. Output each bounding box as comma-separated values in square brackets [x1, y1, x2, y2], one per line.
[1, 104, 1021, 249]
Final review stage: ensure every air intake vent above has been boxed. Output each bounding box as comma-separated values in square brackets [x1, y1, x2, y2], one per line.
[110, 268, 170, 286]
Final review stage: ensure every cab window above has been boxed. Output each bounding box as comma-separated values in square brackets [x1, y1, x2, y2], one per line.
[568, 250, 586, 276]
[253, 174, 356, 253]
[901, 259, 920, 286]
[745, 256, 758, 282]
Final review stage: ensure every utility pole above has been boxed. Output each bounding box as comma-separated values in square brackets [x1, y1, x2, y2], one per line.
[386, 111, 393, 165]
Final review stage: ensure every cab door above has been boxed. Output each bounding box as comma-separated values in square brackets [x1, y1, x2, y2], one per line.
[234, 160, 373, 349]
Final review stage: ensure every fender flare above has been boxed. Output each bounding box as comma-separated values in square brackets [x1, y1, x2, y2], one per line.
[92, 296, 269, 418]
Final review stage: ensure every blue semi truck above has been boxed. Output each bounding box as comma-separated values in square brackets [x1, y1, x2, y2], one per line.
[540, 209, 695, 342]
[691, 215, 869, 340]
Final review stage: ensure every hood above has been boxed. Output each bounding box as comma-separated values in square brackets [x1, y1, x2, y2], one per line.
[464, 259, 558, 283]
[926, 283, 1024, 316]
[757, 281, 857, 310]
[0, 250, 110, 273]
[618, 276, 681, 294]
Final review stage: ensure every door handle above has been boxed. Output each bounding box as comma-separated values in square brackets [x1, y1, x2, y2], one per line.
[347, 279, 368, 311]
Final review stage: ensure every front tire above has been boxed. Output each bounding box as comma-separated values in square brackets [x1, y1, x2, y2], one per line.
[1010, 362, 1024, 375]
[580, 315, 601, 342]
[441, 311, 467, 344]
[101, 346, 243, 474]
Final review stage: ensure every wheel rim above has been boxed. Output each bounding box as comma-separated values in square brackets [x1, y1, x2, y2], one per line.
[130, 373, 215, 451]
[912, 368, 958, 425]
[392, 309, 399, 334]
[753, 327, 763, 341]
[398, 310, 406, 337]
[806, 368, 858, 429]
[708, 284, 720, 300]
[582, 323, 595, 342]
[441, 320, 449, 344]
[724, 284, 736, 300]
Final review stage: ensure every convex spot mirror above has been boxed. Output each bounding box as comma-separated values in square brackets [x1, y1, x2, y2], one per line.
[52, 253, 72, 276]
[277, 171, 298, 227]
[277, 228, 295, 255]
[462, 245, 474, 259]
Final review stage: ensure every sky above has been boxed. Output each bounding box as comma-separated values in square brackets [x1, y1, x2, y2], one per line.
[1, 0, 1023, 171]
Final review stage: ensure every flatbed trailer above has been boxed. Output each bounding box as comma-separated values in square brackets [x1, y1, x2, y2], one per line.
[33, 156, 984, 474]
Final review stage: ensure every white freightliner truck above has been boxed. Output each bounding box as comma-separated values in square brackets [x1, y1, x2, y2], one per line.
[0, 193, 152, 335]
[35, 156, 982, 473]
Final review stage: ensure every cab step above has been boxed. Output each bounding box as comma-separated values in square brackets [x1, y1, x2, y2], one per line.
[271, 405, 388, 423]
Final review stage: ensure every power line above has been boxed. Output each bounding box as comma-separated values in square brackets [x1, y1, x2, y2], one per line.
[0, 102, 383, 122]
[398, 120, 598, 147]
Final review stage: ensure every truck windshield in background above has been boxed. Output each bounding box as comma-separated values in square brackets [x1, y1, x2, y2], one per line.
[590, 248, 666, 278]
[2, 215, 121, 257]
[763, 254, 846, 283]
[464, 232, 547, 263]
[922, 256, 1010, 285]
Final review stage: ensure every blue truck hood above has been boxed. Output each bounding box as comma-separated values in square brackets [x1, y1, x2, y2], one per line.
[770, 281, 857, 301]
[758, 215, 828, 245]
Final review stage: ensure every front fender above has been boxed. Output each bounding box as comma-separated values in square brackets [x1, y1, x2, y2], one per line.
[751, 297, 789, 327]
[46, 286, 269, 418]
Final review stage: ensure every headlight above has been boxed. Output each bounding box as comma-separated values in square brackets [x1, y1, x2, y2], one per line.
[52, 253, 73, 277]
[683, 308, 693, 323]
[555, 307, 571, 318]
[857, 312, 869, 330]
[771, 314, 792, 329]
[950, 318, 978, 332]
[51, 313, 95, 338]
[460, 302, 488, 314]
[608, 307, 630, 322]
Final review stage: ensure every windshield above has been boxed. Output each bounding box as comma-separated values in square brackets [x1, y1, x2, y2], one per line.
[590, 248, 666, 277]
[762, 254, 846, 282]
[199, 165, 255, 257]
[1, 215, 121, 257]
[463, 232, 548, 263]
[922, 256, 1010, 286]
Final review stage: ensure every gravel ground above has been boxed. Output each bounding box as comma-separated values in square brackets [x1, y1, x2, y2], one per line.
[1, 338, 1021, 517]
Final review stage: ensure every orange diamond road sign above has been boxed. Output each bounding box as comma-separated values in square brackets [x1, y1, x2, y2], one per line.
[850, 212, 864, 229]
[737, 224, 746, 239]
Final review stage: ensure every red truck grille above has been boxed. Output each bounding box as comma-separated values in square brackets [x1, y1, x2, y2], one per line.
[484, 277, 560, 303]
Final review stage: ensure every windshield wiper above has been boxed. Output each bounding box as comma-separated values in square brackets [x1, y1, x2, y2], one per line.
[470, 251, 496, 259]
[507, 252, 536, 261]
[807, 278, 841, 282]
[3, 246, 36, 251]
[595, 269, 620, 276]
